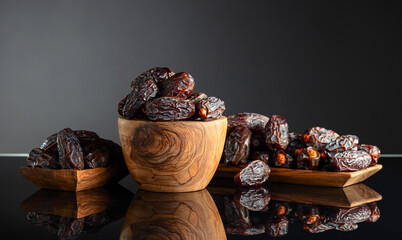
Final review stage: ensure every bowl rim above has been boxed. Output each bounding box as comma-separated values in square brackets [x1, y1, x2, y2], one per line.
[118, 115, 227, 123]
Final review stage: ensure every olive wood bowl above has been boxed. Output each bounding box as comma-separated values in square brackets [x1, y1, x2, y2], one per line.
[118, 116, 227, 192]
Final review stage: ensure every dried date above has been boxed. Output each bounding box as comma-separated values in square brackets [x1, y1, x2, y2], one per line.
[157, 72, 194, 99]
[273, 150, 296, 168]
[144, 97, 195, 121]
[40, 133, 58, 153]
[82, 142, 109, 169]
[120, 77, 158, 119]
[325, 135, 359, 157]
[187, 92, 208, 103]
[57, 128, 84, 170]
[27, 148, 60, 169]
[224, 126, 252, 165]
[234, 187, 271, 211]
[251, 151, 270, 164]
[75, 130, 101, 144]
[194, 96, 225, 121]
[303, 127, 339, 152]
[330, 150, 371, 172]
[285, 132, 306, 158]
[297, 147, 320, 170]
[227, 112, 269, 135]
[131, 67, 175, 88]
[265, 115, 289, 150]
[358, 144, 381, 166]
[234, 160, 271, 187]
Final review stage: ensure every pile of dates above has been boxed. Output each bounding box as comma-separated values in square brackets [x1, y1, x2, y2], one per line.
[27, 128, 123, 170]
[117, 67, 225, 121]
[27, 211, 112, 240]
[224, 113, 381, 183]
[213, 188, 380, 236]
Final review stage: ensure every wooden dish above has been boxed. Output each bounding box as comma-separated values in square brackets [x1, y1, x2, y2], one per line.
[21, 184, 133, 218]
[118, 116, 227, 192]
[120, 189, 226, 240]
[207, 178, 382, 208]
[215, 163, 382, 187]
[20, 162, 129, 192]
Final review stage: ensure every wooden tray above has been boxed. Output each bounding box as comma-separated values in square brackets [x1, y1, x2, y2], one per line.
[21, 184, 133, 218]
[207, 178, 382, 208]
[215, 163, 382, 187]
[20, 162, 129, 192]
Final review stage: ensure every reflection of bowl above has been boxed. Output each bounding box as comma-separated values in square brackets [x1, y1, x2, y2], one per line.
[120, 189, 226, 240]
[118, 116, 227, 192]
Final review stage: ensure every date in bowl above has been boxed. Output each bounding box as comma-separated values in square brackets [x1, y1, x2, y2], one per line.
[118, 116, 227, 192]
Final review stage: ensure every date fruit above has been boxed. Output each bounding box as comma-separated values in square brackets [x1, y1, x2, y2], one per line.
[227, 112, 269, 135]
[57, 128, 84, 170]
[224, 126, 252, 165]
[82, 143, 109, 169]
[131, 67, 175, 88]
[187, 92, 208, 103]
[303, 127, 339, 152]
[144, 97, 195, 121]
[234, 187, 271, 211]
[325, 135, 359, 157]
[234, 160, 271, 187]
[27, 148, 60, 169]
[358, 144, 381, 166]
[285, 132, 306, 158]
[266, 217, 289, 237]
[297, 147, 320, 170]
[265, 115, 289, 150]
[40, 133, 58, 153]
[157, 72, 195, 99]
[273, 150, 296, 168]
[330, 150, 371, 172]
[121, 77, 158, 119]
[194, 96, 225, 121]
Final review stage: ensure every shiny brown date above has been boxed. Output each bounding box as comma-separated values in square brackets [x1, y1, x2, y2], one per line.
[144, 97, 195, 121]
[265, 115, 289, 150]
[157, 72, 194, 99]
[224, 126, 252, 165]
[234, 187, 271, 211]
[330, 150, 371, 172]
[187, 92, 208, 103]
[358, 144, 381, 166]
[227, 112, 269, 135]
[285, 132, 306, 158]
[325, 135, 359, 157]
[194, 96, 225, 121]
[297, 147, 320, 170]
[57, 128, 84, 170]
[131, 67, 175, 88]
[27, 148, 60, 169]
[234, 160, 271, 187]
[272, 150, 296, 168]
[303, 127, 339, 152]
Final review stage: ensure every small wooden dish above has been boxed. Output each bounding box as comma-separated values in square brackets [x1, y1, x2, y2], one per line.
[21, 184, 133, 218]
[215, 163, 382, 188]
[118, 116, 227, 192]
[20, 162, 129, 192]
[207, 178, 382, 208]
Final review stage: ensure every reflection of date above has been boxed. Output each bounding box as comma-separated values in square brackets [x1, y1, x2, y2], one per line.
[234, 187, 271, 211]
[144, 97, 195, 121]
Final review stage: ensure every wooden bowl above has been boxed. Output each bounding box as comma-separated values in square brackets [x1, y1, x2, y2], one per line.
[118, 116, 227, 192]
[120, 189, 226, 240]
[20, 162, 129, 192]
[215, 163, 382, 188]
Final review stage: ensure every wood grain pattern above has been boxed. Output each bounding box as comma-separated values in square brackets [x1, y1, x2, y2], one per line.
[20, 162, 129, 191]
[120, 189, 226, 240]
[215, 164, 382, 187]
[207, 178, 382, 208]
[118, 116, 227, 192]
[21, 184, 133, 218]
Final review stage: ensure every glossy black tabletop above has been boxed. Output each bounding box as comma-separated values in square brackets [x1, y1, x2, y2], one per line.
[1, 157, 401, 239]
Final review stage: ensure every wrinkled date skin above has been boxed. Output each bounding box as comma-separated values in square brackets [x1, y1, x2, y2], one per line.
[303, 127, 339, 152]
[272, 150, 296, 168]
[157, 72, 195, 99]
[265, 115, 289, 150]
[27, 148, 60, 169]
[194, 96, 225, 121]
[358, 144, 381, 166]
[330, 150, 371, 172]
[224, 126, 252, 165]
[131, 67, 175, 88]
[234, 187, 271, 211]
[40, 133, 58, 153]
[57, 128, 84, 170]
[327, 204, 372, 224]
[58, 217, 85, 240]
[234, 160, 271, 187]
[325, 135, 359, 158]
[81, 142, 109, 169]
[251, 151, 270, 164]
[144, 97, 195, 121]
[367, 202, 380, 222]
[187, 92, 208, 103]
[120, 78, 158, 119]
[285, 132, 306, 158]
[297, 147, 321, 170]
[227, 112, 269, 135]
[75, 130, 100, 144]
[266, 217, 289, 237]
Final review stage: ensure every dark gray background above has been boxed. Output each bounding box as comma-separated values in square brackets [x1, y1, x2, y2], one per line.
[0, 0, 401, 153]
